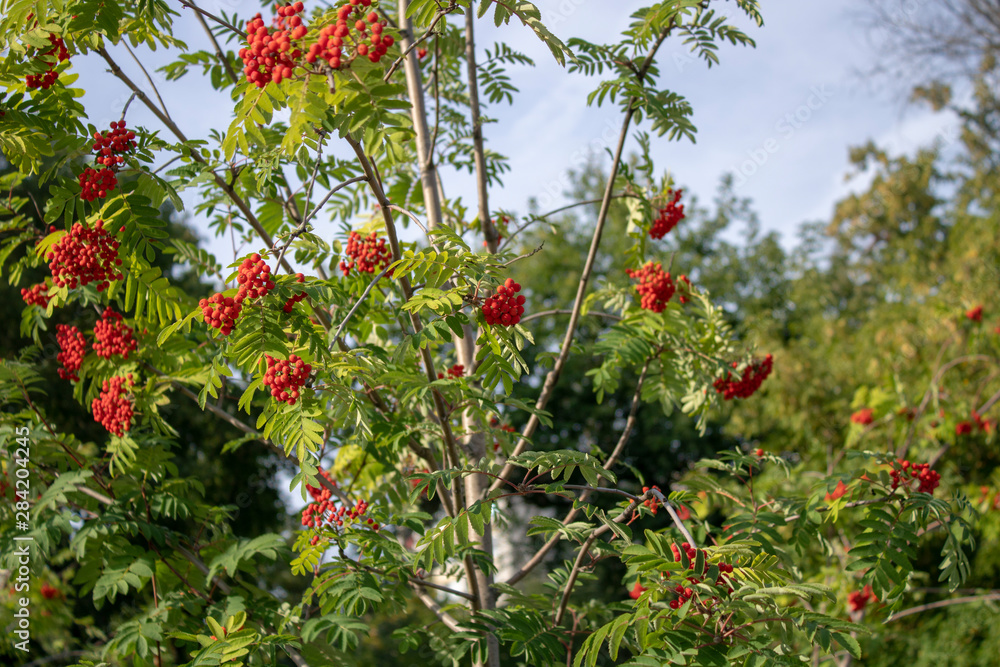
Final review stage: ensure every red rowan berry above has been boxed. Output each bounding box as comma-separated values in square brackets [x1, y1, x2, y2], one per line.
[482, 278, 525, 327]
[236, 253, 275, 301]
[956, 421, 973, 436]
[629, 581, 647, 600]
[200, 293, 242, 336]
[25, 34, 70, 90]
[437, 364, 464, 380]
[418, 47, 427, 58]
[712, 354, 773, 400]
[47, 220, 123, 291]
[91, 375, 135, 436]
[56, 324, 87, 382]
[824, 480, 848, 502]
[78, 167, 118, 201]
[973, 411, 994, 433]
[851, 408, 874, 425]
[39, 583, 60, 600]
[20, 282, 51, 308]
[848, 585, 876, 612]
[93, 308, 138, 360]
[91, 121, 137, 167]
[966, 305, 983, 322]
[283, 272, 307, 312]
[263, 354, 311, 405]
[649, 189, 685, 239]
[340, 231, 393, 276]
[626, 261, 675, 312]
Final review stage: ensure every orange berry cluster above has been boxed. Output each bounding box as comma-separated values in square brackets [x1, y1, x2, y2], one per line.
[200, 253, 275, 336]
[20, 282, 51, 308]
[93, 308, 138, 360]
[713, 354, 773, 400]
[91, 374, 135, 436]
[482, 278, 525, 327]
[236, 253, 275, 301]
[47, 220, 123, 291]
[437, 364, 464, 379]
[666, 542, 737, 609]
[340, 231, 392, 276]
[851, 407, 874, 425]
[848, 585, 877, 612]
[626, 261, 675, 313]
[649, 189, 685, 239]
[308, 4, 393, 67]
[889, 459, 940, 494]
[25, 34, 70, 90]
[641, 485, 662, 515]
[39, 583, 60, 600]
[263, 354, 312, 405]
[283, 273, 307, 312]
[56, 324, 87, 382]
[199, 293, 242, 336]
[240, 3, 306, 88]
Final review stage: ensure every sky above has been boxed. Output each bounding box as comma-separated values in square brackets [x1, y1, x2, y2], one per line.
[66, 0, 959, 265]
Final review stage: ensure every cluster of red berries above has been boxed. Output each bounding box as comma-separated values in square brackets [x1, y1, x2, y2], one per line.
[966, 305, 983, 322]
[25, 34, 70, 90]
[973, 411, 994, 433]
[340, 231, 393, 276]
[305, 467, 337, 498]
[78, 167, 117, 202]
[92, 308, 138, 360]
[283, 273, 307, 313]
[199, 293, 242, 336]
[91, 374, 135, 436]
[200, 253, 275, 335]
[482, 278, 526, 327]
[263, 354, 312, 405]
[237, 253, 275, 301]
[79, 121, 138, 202]
[626, 262, 675, 313]
[56, 324, 87, 382]
[47, 220, 123, 291]
[641, 485, 662, 515]
[956, 420, 973, 436]
[712, 354, 773, 400]
[666, 542, 737, 607]
[851, 407, 874, 425]
[889, 459, 940, 495]
[483, 215, 510, 248]
[649, 189, 685, 239]
[93, 121, 137, 167]
[847, 585, 877, 612]
[240, 3, 306, 88]
[39, 583, 60, 600]
[21, 282, 51, 308]
[437, 364, 464, 379]
[308, 4, 393, 67]
[301, 485, 378, 545]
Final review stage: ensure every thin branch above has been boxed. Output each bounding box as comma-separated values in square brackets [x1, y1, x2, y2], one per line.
[411, 584, 463, 632]
[384, 4, 456, 83]
[554, 490, 651, 625]
[487, 23, 676, 497]
[123, 42, 173, 123]
[189, 0, 239, 84]
[464, 6, 495, 253]
[887, 593, 1000, 622]
[518, 309, 620, 325]
[303, 175, 367, 226]
[176, 0, 246, 37]
[333, 264, 393, 340]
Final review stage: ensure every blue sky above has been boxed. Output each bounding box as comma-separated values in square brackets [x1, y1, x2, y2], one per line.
[69, 0, 958, 264]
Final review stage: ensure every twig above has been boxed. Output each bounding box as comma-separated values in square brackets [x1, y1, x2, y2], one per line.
[123, 42, 172, 123]
[518, 309, 620, 325]
[411, 584, 463, 632]
[333, 264, 393, 340]
[887, 593, 1000, 622]
[188, 0, 239, 84]
[176, 0, 246, 38]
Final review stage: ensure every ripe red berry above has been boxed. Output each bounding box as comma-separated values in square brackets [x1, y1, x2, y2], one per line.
[56, 324, 87, 382]
[966, 305, 984, 322]
[263, 354, 312, 405]
[482, 278, 525, 327]
[78, 167, 118, 201]
[25, 34, 70, 90]
[283, 272, 307, 313]
[47, 220, 123, 291]
[340, 231, 393, 276]
[649, 189, 685, 239]
[93, 308, 138, 360]
[626, 261, 675, 312]
[20, 282, 51, 308]
[713, 355, 773, 400]
[91, 375, 135, 436]
[851, 408, 874, 425]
